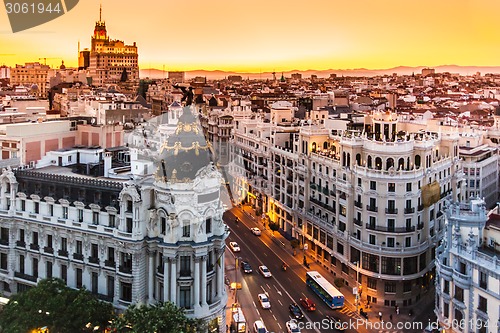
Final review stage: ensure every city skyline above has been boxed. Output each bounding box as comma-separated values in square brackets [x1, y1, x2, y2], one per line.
[1, 0, 500, 72]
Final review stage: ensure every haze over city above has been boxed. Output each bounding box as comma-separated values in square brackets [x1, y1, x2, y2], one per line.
[1, 0, 500, 71]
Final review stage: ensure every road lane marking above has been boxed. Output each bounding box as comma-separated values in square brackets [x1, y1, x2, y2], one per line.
[318, 310, 323, 316]
[273, 314, 277, 321]
[266, 283, 271, 289]
[274, 285, 282, 296]
[277, 323, 282, 329]
[278, 299, 283, 306]
[261, 286, 267, 293]
[302, 292, 307, 298]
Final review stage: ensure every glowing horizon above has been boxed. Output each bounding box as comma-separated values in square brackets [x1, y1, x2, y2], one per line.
[1, 0, 499, 72]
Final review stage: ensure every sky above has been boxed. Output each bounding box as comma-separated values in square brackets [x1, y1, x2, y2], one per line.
[1, 0, 500, 72]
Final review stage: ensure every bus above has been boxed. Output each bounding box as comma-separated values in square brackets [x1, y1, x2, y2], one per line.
[306, 271, 345, 309]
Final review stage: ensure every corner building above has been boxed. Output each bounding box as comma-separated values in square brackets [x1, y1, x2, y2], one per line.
[0, 105, 228, 332]
[232, 109, 464, 306]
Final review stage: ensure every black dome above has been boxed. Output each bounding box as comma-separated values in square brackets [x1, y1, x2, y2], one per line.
[156, 106, 213, 182]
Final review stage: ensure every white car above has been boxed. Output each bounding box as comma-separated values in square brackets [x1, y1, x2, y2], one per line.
[286, 320, 301, 333]
[250, 227, 262, 236]
[229, 241, 241, 252]
[258, 293, 271, 309]
[253, 320, 268, 333]
[258, 265, 272, 278]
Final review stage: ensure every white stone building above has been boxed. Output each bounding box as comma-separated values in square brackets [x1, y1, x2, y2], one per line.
[0, 105, 228, 332]
[435, 199, 500, 333]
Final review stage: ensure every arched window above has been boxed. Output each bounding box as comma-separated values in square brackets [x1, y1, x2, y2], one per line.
[323, 142, 328, 150]
[356, 154, 361, 166]
[312, 142, 317, 153]
[386, 158, 394, 170]
[346, 153, 351, 167]
[367, 156, 372, 168]
[398, 158, 404, 170]
[342, 152, 346, 166]
[415, 155, 421, 168]
[375, 157, 382, 170]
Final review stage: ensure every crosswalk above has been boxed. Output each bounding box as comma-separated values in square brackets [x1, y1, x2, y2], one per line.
[338, 306, 362, 320]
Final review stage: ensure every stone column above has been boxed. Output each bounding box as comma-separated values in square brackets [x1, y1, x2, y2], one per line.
[193, 255, 201, 309]
[170, 256, 177, 303]
[163, 257, 169, 302]
[148, 251, 154, 302]
[201, 255, 207, 306]
[216, 247, 225, 298]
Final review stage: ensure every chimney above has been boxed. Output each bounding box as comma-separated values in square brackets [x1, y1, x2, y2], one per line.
[104, 152, 112, 177]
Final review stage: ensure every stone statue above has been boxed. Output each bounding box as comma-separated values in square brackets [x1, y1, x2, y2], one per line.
[174, 84, 194, 106]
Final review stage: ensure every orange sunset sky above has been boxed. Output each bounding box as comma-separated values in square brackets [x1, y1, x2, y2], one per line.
[1, 0, 500, 72]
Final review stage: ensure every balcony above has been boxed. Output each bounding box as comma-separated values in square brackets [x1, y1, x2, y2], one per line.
[385, 208, 398, 214]
[418, 204, 424, 212]
[58, 250, 68, 257]
[16, 240, 26, 247]
[0, 239, 8, 246]
[29, 244, 40, 251]
[417, 223, 424, 230]
[119, 265, 132, 274]
[366, 205, 378, 212]
[73, 253, 84, 261]
[14, 271, 37, 282]
[366, 223, 415, 233]
[43, 246, 54, 254]
[354, 201, 363, 209]
[353, 218, 362, 226]
[105, 260, 116, 268]
[179, 270, 192, 277]
[89, 257, 100, 265]
[404, 207, 415, 214]
[452, 270, 471, 287]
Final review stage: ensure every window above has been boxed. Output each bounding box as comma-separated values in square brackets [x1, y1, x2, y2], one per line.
[387, 237, 395, 247]
[337, 243, 344, 255]
[160, 217, 166, 234]
[406, 182, 412, 192]
[120, 253, 132, 273]
[443, 301, 449, 318]
[46, 235, 53, 249]
[78, 209, 83, 222]
[91, 272, 98, 294]
[367, 235, 375, 245]
[179, 286, 191, 308]
[62, 206, 68, 219]
[120, 282, 132, 302]
[61, 237, 67, 252]
[19, 229, 25, 243]
[58, 263, 67, 282]
[92, 211, 99, 225]
[32, 232, 39, 246]
[206, 218, 212, 233]
[403, 281, 411, 292]
[46, 261, 52, 278]
[0, 253, 7, 270]
[384, 282, 396, 293]
[34, 202, 39, 214]
[387, 219, 395, 232]
[388, 183, 395, 192]
[21, 200, 25, 211]
[405, 237, 411, 247]
[443, 280, 449, 294]
[76, 240, 82, 255]
[180, 256, 191, 276]
[126, 218, 133, 233]
[109, 215, 115, 227]
[478, 295, 487, 313]
[454, 286, 464, 302]
[48, 204, 53, 216]
[76, 268, 83, 288]
[370, 181, 376, 190]
[183, 224, 190, 237]
[19, 255, 25, 274]
[107, 276, 114, 298]
[91, 243, 98, 260]
[107, 247, 115, 263]
[367, 277, 377, 290]
[454, 309, 463, 323]
[479, 271, 487, 289]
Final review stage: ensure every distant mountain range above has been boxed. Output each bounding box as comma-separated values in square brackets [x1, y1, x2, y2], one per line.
[139, 65, 500, 80]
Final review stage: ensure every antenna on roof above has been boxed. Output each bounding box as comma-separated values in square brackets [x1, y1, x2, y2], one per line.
[99, 3, 102, 22]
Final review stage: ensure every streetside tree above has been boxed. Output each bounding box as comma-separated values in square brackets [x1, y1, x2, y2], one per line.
[0, 278, 114, 333]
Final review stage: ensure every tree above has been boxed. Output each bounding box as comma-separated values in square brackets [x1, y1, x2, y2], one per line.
[0, 278, 114, 333]
[269, 222, 279, 234]
[109, 302, 205, 333]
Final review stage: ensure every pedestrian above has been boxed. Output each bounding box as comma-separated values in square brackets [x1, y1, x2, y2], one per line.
[396, 306, 400, 315]
[379, 311, 382, 321]
[389, 314, 393, 321]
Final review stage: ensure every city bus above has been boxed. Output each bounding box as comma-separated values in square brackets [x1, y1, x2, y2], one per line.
[306, 271, 345, 309]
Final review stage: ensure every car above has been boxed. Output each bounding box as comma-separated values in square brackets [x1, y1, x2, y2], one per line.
[258, 265, 272, 277]
[250, 227, 262, 235]
[288, 303, 304, 320]
[299, 298, 316, 311]
[286, 320, 301, 333]
[253, 320, 268, 333]
[240, 261, 252, 273]
[258, 293, 271, 309]
[326, 316, 345, 331]
[229, 241, 241, 252]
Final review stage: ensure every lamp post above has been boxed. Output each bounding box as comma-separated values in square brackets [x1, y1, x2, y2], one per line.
[234, 256, 238, 303]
